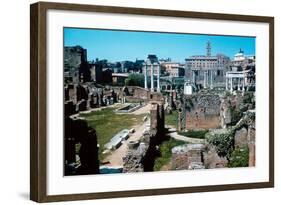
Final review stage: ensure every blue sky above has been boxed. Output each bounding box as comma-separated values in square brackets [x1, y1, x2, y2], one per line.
[64, 27, 255, 63]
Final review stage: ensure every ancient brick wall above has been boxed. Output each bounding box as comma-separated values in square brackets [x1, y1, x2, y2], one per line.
[132, 87, 150, 100]
[123, 94, 166, 173]
[171, 144, 205, 170]
[64, 117, 100, 175]
[64, 46, 87, 70]
[185, 94, 221, 129]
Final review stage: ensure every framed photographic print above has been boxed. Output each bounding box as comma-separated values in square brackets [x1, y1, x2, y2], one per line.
[30, 1, 274, 202]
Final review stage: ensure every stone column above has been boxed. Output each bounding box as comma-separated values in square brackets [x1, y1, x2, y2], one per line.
[206, 70, 210, 87]
[225, 77, 228, 90]
[248, 126, 255, 167]
[178, 110, 182, 131]
[242, 77, 245, 91]
[143, 64, 148, 89]
[230, 77, 233, 92]
[150, 64, 154, 92]
[237, 78, 240, 91]
[192, 70, 196, 83]
[150, 103, 159, 131]
[210, 70, 213, 89]
[203, 71, 207, 88]
[156, 63, 160, 92]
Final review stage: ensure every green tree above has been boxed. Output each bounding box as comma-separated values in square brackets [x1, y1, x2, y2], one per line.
[125, 73, 145, 87]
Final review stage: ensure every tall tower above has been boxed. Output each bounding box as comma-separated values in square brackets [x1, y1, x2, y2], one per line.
[206, 41, 211, 57]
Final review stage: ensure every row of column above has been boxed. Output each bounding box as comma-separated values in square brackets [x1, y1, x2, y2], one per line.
[143, 63, 160, 92]
[190, 70, 247, 92]
[225, 76, 245, 92]
[192, 70, 214, 89]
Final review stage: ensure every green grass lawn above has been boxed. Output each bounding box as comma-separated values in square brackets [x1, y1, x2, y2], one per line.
[153, 138, 187, 171]
[165, 111, 178, 128]
[80, 107, 146, 160]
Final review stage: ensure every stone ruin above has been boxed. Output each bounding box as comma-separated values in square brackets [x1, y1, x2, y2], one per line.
[64, 83, 119, 114]
[220, 91, 255, 128]
[121, 86, 150, 103]
[64, 103, 100, 175]
[203, 143, 229, 169]
[122, 93, 166, 173]
[122, 141, 148, 172]
[65, 84, 152, 116]
[150, 102, 165, 137]
[171, 144, 205, 170]
[170, 142, 229, 170]
[220, 97, 232, 128]
[176, 91, 256, 169]
[234, 111, 256, 166]
[205, 111, 256, 167]
[204, 129, 231, 169]
[183, 94, 221, 129]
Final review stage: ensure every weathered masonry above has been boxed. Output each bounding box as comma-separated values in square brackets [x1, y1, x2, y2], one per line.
[122, 93, 166, 172]
[183, 94, 221, 129]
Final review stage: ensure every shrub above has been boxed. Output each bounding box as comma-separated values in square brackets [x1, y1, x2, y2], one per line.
[125, 73, 144, 87]
[243, 92, 254, 104]
[228, 145, 249, 167]
[205, 129, 235, 159]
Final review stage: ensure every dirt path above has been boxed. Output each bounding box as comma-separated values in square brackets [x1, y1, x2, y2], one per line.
[103, 119, 150, 166]
[169, 131, 205, 144]
[160, 162, 172, 171]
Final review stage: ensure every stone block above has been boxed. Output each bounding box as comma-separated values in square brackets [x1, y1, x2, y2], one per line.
[234, 127, 248, 147]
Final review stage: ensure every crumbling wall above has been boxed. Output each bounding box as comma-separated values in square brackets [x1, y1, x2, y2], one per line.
[184, 94, 221, 129]
[64, 46, 91, 83]
[220, 97, 232, 128]
[123, 93, 166, 172]
[247, 122, 255, 166]
[132, 87, 150, 100]
[64, 116, 100, 175]
[206, 111, 255, 167]
[64, 83, 120, 113]
[171, 144, 205, 170]
[111, 86, 150, 103]
[234, 111, 255, 166]
[64, 46, 87, 71]
[122, 141, 148, 173]
[203, 144, 228, 168]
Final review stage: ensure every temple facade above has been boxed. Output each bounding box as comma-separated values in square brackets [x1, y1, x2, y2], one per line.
[226, 49, 256, 92]
[142, 55, 161, 92]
